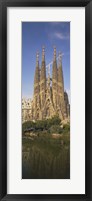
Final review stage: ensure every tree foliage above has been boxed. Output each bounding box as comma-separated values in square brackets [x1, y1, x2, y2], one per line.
[49, 125, 63, 134]
[22, 115, 61, 135]
[22, 121, 35, 135]
[22, 116, 70, 135]
[63, 124, 70, 133]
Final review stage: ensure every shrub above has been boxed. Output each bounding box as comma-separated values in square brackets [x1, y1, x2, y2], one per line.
[22, 121, 35, 135]
[22, 115, 62, 135]
[49, 125, 62, 134]
[63, 124, 70, 133]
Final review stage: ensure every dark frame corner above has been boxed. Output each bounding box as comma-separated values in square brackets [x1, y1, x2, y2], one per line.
[0, 0, 92, 200]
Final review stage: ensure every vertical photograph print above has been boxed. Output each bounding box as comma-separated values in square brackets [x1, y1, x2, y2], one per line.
[22, 22, 70, 179]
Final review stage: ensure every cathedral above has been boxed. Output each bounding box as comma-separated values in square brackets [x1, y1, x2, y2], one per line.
[22, 47, 70, 123]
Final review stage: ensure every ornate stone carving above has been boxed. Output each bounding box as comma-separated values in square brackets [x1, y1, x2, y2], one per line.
[22, 47, 70, 123]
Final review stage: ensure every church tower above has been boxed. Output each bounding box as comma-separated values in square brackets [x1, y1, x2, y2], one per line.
[33, 52, 40, 119]
[57, 53, 66, 119]
[64, 91, 70, 117]
[40, 46, 46, 109]
[30, 47, 69, 122]
[52, 47, 58, 109]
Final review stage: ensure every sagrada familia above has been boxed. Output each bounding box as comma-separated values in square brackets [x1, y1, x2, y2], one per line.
[22, 47, 70, 123]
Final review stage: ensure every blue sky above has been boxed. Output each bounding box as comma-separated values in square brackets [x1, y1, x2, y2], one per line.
[22, 22, 70, 100]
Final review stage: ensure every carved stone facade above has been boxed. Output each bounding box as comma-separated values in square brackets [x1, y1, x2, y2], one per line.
[22, 98, 33, 123]
[22, 47, 70, 123]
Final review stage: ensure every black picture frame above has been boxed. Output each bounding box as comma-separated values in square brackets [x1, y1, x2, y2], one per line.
[0, 0, 92, 200]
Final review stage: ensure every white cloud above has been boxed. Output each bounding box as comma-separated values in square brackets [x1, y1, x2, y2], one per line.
[48, 31, 69, 40]
[54, 32, 69, 40]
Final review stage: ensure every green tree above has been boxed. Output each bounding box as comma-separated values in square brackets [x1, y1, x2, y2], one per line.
[22, 121, 35, 135]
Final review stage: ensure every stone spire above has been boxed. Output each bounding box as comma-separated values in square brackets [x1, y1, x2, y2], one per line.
[54, 46, 56, 61]
[52, 46, 58, 109]
[42, 45, 45, 62]
[40, 46, 46, 80]
[40, 46, 46, 109]
[57, 52, 66, 119]
[58, 52, 64, 93]
[64, 91, 70, 117]
[36, 51, 39, 67]
[52, 46, 57, 80]
[34, 52, 40, 86]
[33, 52, 41, 120]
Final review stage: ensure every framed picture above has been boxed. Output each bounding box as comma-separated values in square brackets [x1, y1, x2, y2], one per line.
[0, 0, 92, 200]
